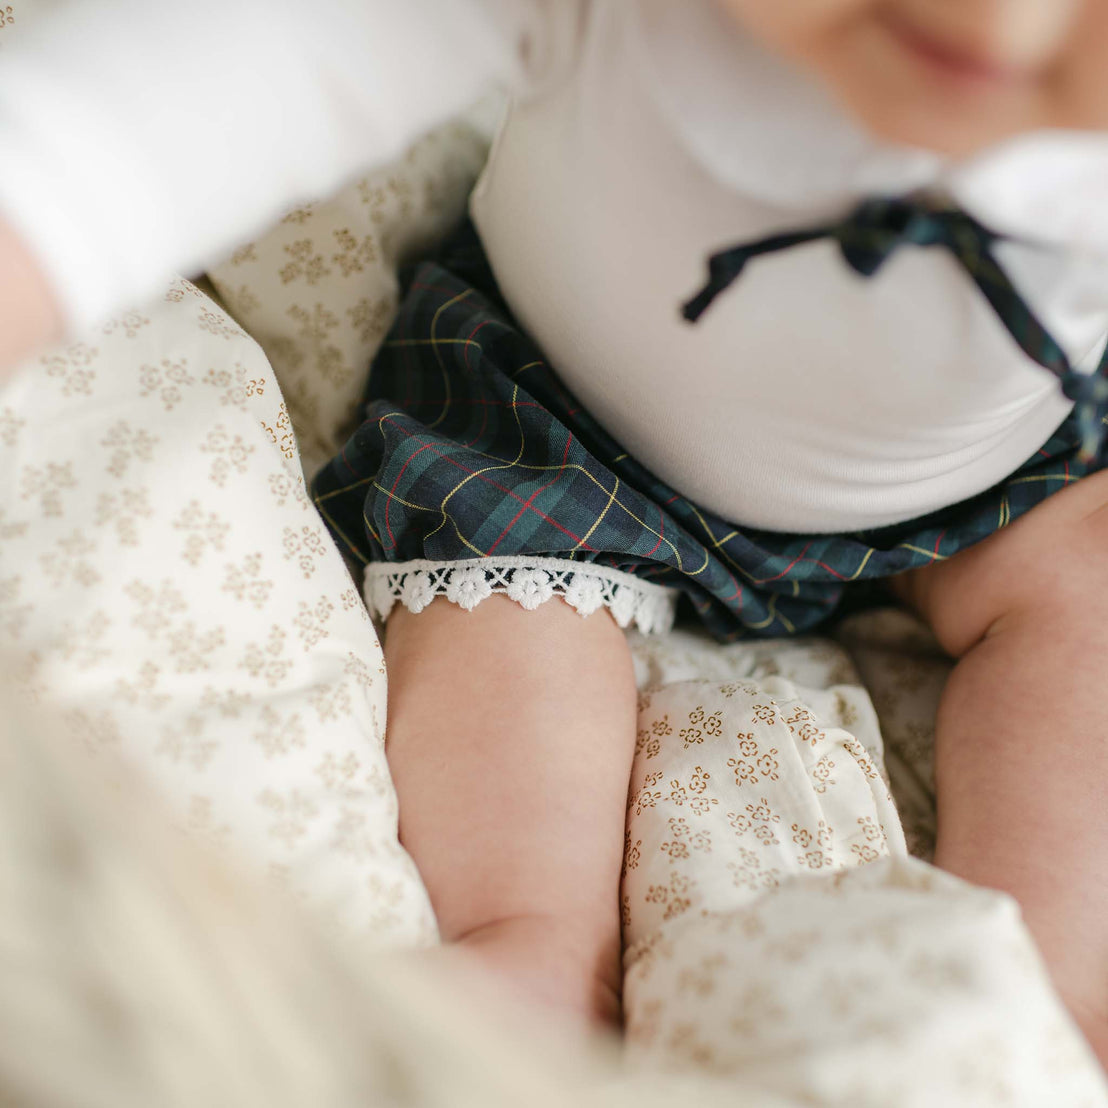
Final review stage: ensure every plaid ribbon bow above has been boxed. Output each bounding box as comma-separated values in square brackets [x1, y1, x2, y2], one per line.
[683, 196, 1108, 462]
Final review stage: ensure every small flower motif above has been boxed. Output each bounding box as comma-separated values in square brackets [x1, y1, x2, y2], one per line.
[624, 835, 642, 872]
[688, 795, 718, 817]
[737, 734, 758, 758]
[726, 810, 752, 835]
[679, 725, 703, 749]
[844, 737, 879, 779]
[505, 567, 554, 610]
[752, 703, 777, 725]
[564, 572, 604, 616]
[811, 756, 836, 794]
[631, 786, 662, 816]
[664, 897, 691, 922]
[756, 749, 780, 781]
[400, 571, 436, 614]
[796, 722, 824, 746]
[281, 205, 315, 225]
[800, 849, 832, 870]
[736, 848, 759, 870]
[722, 682, 759, 698]
[445, 567, 492, 611]
[746, 798, 776, 824]
[786, 707, 824, 745]
[727, 757, 758, 787]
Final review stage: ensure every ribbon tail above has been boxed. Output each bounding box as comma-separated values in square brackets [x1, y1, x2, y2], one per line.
[966, 243, 1071, 377]
[682, 253, 749, 322]
[1075, 415, 1102, 466]
[682, 281, 728, 323]
[1073, 397, 1108, 466]
[1059, 340, 1108, 464]
[682, 229, 831, 324]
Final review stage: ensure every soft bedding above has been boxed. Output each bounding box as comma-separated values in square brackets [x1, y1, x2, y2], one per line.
[0, 274, 436, 941]
[1, 3, 1106, 1096]
[6, 682, 1106, 1108]
[620, 629, 1106, 1102]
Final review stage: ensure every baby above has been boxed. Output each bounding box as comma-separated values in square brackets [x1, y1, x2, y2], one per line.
[1, 0, 1107, 1064]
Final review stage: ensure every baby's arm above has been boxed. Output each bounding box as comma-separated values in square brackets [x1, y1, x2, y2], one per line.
[384, 594, 637, 1026]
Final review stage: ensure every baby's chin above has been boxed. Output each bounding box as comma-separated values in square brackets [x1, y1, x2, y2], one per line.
[800, 18, 1103, 159]
[833, 76, 1048, 160]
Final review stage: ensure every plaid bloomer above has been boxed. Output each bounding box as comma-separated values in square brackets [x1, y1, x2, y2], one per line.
[312, 221, 1105, 642]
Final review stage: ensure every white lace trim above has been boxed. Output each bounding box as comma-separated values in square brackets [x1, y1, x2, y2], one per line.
[363, 556, 678, 634]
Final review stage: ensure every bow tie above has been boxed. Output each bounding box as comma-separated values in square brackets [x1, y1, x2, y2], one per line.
[683, 196, 1108, 463]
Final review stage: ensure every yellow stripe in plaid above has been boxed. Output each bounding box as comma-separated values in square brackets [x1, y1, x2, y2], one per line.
[312, 220, 1105, 641]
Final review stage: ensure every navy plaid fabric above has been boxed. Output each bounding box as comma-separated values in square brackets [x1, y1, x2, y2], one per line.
[312, 221, 1104, 642]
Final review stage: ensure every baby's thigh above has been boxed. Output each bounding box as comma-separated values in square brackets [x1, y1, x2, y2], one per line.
[889, 467, 1108, 658]
[384, 594, 639, 935]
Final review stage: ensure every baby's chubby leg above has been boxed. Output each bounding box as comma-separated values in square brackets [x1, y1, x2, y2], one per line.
[892, 469, 1108, 1066]
[383, 594, 637, 1027]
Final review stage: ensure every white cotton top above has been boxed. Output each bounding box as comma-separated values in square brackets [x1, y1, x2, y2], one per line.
[2, 0, 1108, 532]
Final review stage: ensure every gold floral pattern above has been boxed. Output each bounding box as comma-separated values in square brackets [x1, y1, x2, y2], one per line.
[623, 629, 904, 959]
[208, 119, 490, 476]
[279, 238, 332, 286]
[0, 406, 24, 447]
[261, 401, 296, 460]
[20, 460, 77, 517]
[101, 420, 159, 478]
[94, 487, 154, 547]
[0, 264, 434, 944]
[138, 356, 195, 410]
[39, 342, 98, 396]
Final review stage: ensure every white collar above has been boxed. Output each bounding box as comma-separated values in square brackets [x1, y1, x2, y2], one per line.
[628, 0, 1108, 252]
[946, 134, 1108, 252]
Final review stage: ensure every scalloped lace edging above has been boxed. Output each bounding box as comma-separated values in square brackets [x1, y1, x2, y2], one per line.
[363, 556, 677, 634]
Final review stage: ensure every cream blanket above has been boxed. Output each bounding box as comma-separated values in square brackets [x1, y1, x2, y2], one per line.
[0, 2, 1105, 1096]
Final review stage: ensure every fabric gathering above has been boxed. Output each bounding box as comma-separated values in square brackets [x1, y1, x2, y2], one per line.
[2, 0, 1108, 1104]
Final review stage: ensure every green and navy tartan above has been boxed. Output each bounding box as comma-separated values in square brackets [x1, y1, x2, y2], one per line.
[312, 221, 1103, 642]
